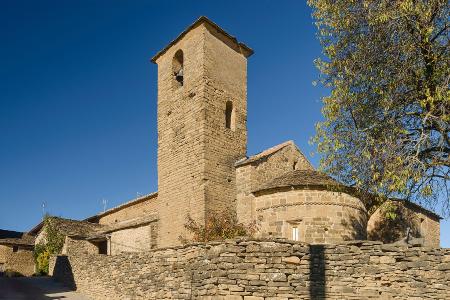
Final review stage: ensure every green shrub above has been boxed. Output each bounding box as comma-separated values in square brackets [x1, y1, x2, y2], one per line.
[180, 209, 257, 243]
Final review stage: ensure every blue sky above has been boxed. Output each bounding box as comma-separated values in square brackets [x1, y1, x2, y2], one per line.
[1, 0, 448, 247]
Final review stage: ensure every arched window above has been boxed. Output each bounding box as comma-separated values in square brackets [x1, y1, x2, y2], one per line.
[225, 101, 235, 130]
[172, 50, 184, 87]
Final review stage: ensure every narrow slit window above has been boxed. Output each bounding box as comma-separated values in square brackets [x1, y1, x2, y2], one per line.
[172, 50, 184, 87]
[292, 227, 299, 241]
[225, 101, 235, 130]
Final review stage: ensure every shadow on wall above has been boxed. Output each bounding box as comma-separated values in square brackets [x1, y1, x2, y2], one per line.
[52, 256, 76, 291]
[341, 214, 368, 241]
[309, 244, 325, 300]
[368, 205, 421, 243]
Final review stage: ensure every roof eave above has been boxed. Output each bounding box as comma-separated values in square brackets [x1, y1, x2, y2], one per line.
[252, 183, 349, 195]
[151, 16, 253, 64]
[235, 140, 294, 167]
[83, 192, 158, 221]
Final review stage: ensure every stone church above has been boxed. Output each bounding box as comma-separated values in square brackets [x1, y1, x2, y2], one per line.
[28, 17, 441, 257]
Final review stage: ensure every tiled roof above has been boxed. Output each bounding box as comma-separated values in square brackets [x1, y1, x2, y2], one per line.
[0, 229, 23, 239]
[0, 237, 35, 247]
[0, 230, 35, 246]
[29, 217, 106, 238]
[235, 140, 295, 167]
[48, 217, 105, 237]
[253, 169, 343, 193]
[151, 16, 253, 63]
[86, 214, 159, 241]
[390, 198, 442, 221]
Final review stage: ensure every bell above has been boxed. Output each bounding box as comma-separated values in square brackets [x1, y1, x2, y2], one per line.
[175, 68, 183, 84]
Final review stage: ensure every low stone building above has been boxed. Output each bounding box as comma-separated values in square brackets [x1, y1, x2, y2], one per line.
[30, 217, 106, 254]
[85, 192, 159, 254]
[367, 199, 441, 247]
[0, 229, 35, 276]
[31, 16, 441, 258]
[31, 213, 159, 256]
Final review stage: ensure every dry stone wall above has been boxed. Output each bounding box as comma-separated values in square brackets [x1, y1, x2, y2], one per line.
[0, 245, 35, 276]
[51, 238, 450, 299]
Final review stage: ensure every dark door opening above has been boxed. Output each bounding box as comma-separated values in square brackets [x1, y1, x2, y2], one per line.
[96, 240, 108, 255]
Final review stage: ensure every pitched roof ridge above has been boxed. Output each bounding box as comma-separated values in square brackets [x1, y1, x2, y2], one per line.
[84, 192, 158, 221]
[235, 140, 294, 166]
[151, 16, 253, 63]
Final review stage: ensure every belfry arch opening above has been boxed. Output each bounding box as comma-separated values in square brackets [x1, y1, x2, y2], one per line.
[172, 49, 184, 87]
[225, 101, 235, 130]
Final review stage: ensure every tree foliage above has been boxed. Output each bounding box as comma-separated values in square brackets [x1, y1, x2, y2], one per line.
[308, 0, 449, 213]
[180, 210, 257, 243]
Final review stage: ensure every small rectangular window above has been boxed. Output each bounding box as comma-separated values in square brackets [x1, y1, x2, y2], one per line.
[12, 246, 19, 252]
[292, 227, 299, 241]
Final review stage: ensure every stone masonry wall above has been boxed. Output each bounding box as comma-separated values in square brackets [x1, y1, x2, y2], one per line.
[367, 201, 440, 247]
[155, 24, 208, 248]
[236, 144, 314, 225]
[254, 188, 367, 244]
[202, 22, 248, 216]
[97, 194, 159, 225]
[110, 223, 156, 255]
[155, 22, 250, 247]
[0, 245, 35, 276]
[51, 238, 450, 299]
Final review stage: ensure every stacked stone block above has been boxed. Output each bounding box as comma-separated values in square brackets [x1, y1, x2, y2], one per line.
[0, 244, 35, 276]
[51, 238, 450, 299]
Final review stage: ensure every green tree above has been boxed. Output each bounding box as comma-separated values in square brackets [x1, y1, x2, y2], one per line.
[308, 0, 449, 213]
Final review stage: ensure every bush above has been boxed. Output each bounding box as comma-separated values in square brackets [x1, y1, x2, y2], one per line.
[36, 249, 50, 275]
[180, 209, 257, 243]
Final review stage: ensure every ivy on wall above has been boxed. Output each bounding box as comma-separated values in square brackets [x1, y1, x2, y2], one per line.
[33, 216, 65, 275]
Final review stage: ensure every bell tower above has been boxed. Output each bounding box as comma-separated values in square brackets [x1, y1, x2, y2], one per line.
[152, 17, 253, 247]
